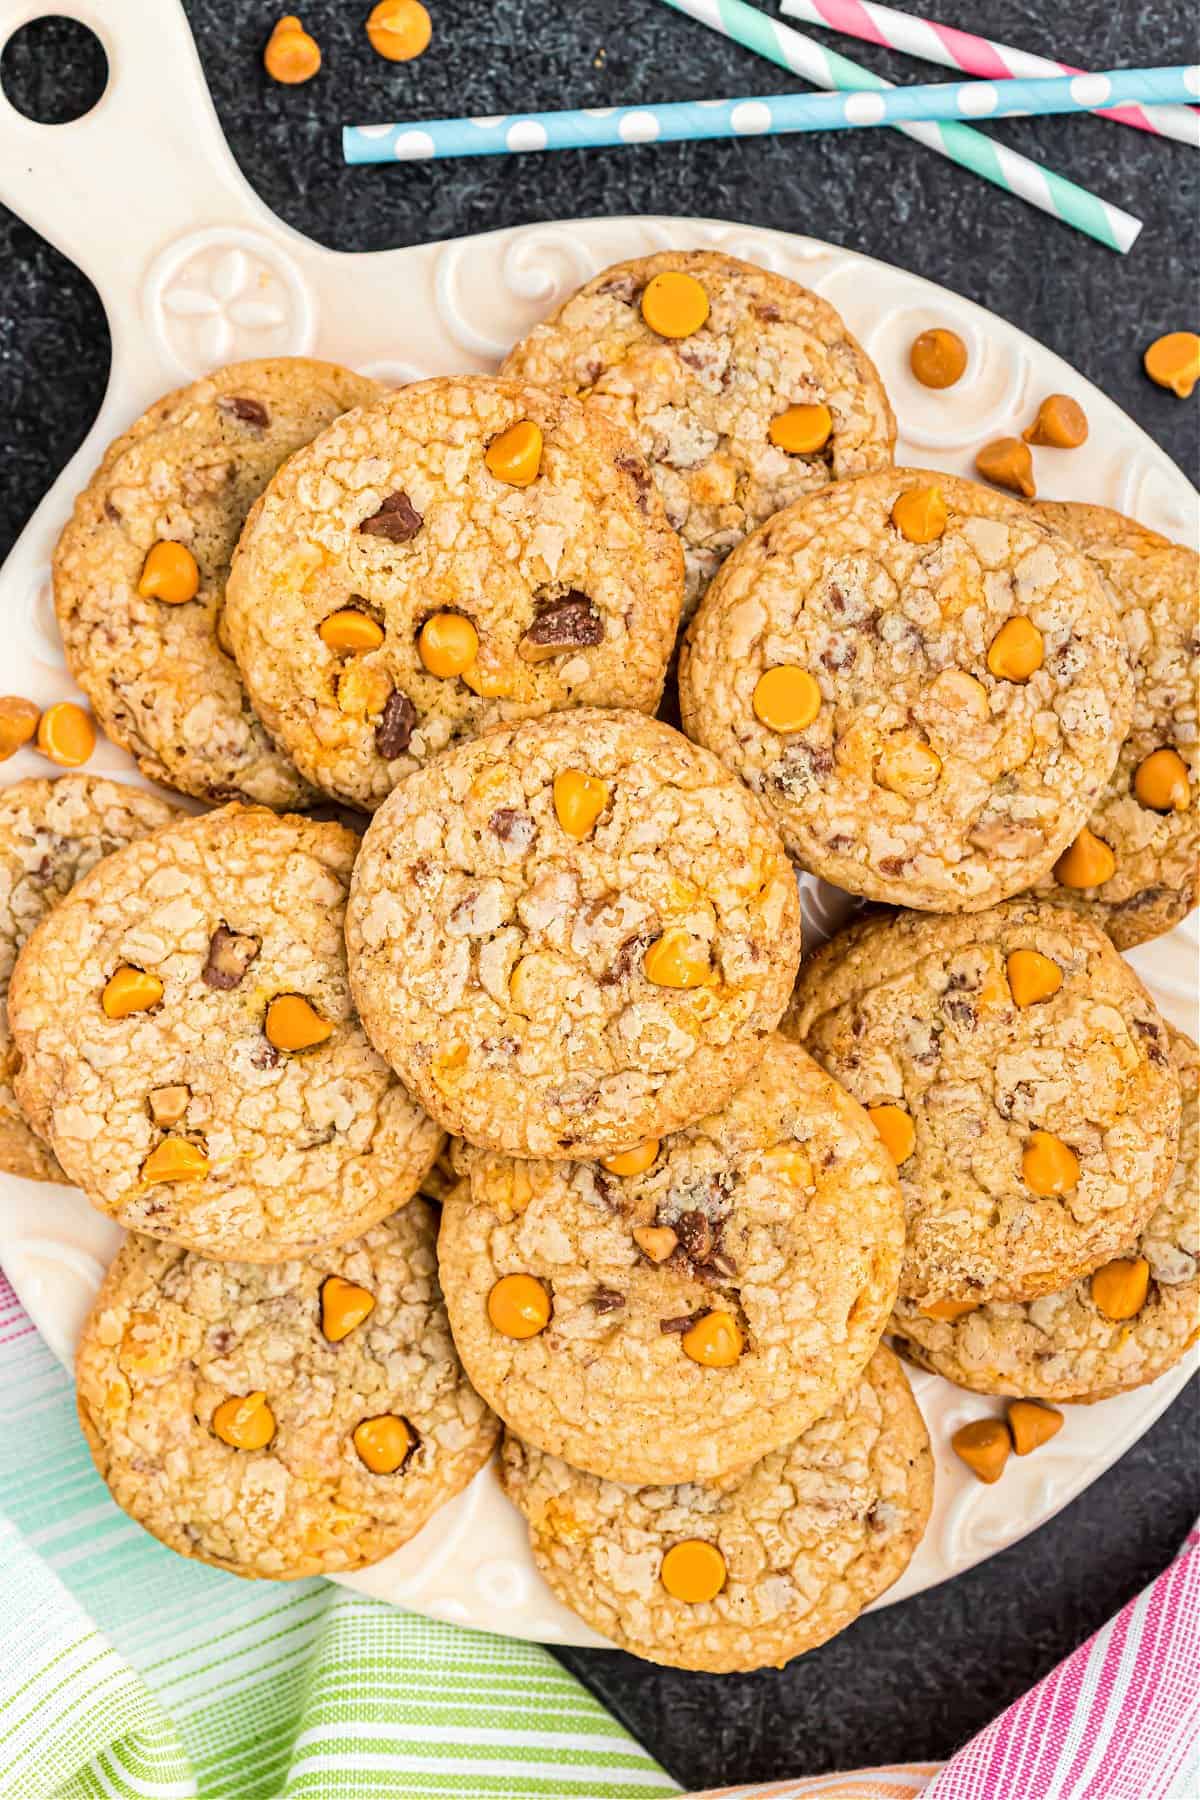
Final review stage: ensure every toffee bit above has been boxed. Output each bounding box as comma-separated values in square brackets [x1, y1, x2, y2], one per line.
[591, 1287, 626, 1314]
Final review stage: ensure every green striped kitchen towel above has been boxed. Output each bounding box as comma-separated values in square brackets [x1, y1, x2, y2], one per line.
[0, 1271, 679, 1800]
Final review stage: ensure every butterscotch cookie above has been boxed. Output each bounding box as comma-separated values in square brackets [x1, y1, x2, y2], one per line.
[439, 1035, 903, 1486]
[500, 1345, 932, 1672]
[53, 358, 379, 807]
[501, 249, 895, 616]
[679, 470, 1134, 911]
[9, 805, 441, 1259]
[785, 900, 1180, 1307]
[1029, 503, 1198, 948]
[0, 776, 177, 1180]
[75, 1202, 498, 1579]
[892, 1028, 1199, 1403]
[224, 376, 683, 810]
[346, 710, 802, 1158]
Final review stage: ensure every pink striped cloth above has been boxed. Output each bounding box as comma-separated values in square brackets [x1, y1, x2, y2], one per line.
[684, 1519, 1200, 1799]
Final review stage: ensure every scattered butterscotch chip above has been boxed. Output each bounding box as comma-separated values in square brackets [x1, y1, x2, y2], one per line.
[366, 0, 431, 60]
[891, 484, 948, 545]
[137, 540, 199, 604]
[1144, 331, 1200, 399]
[417, 612, 479, 679]
[36, 702, 95, 768]
[951, 1417, 1011, 1484]
[752, 665, 821, 733]
[975, 437, 1036, 498]
[488, 1273, 551, 1339]
[485, 420, 542, 487]
[1023, 394, 1088, 448]
[265, 993, 333, 1052]
[1134, 747, 1189, 813]
[553, 769, 608, 839]
[867, 1103, 916, 1167]
[264, 14, 321, 84]
[986, 616, 1044, 683]
[0, 697, 40, 760]
[1054, 826, 1116, 890]
[141, 1137, 208, 1185]
[319, 610, 385, 653]
[920, 1298, 976, 1322]
[1091, 1255, 1150, 1321]
[1022, 1129, 1080, 1197]
[768, 402, 832, 456]
[602, 1137, 659, 1178]
[640, 270, 710, 340]
[101, 966, 163, 1020]
[352, 1413, 414, 1473]
[321, 1275, 376, 1343]
[680, 1309, 743, 1367]
[213, 1390, 276, 1450]
[1008, 1399, 1064, 1456]
[661, 1539, 727, 1604]
[1005, 948, 1062, 1008]
[875, 737, 941, 798]
[910, 327, 967, 390]
[643, 928, 711, 990]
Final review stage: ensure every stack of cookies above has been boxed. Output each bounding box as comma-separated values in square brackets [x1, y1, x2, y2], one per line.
[1, 249, 1194, 1674]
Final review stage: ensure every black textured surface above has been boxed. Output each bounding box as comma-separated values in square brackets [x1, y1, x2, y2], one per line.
[0, 3, 1197, 1789]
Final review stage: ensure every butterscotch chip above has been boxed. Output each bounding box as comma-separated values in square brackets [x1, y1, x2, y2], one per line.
[1030, 501, 1198, 949]
[500, 1346, 932, 1672]
[1144, 331, 1200, 399]
[786, 900, 1180, 1307]
[9, 805, 442, 1258]
[951, 1417, 1010, 1483]
[346, 710, 802, 1158]
[909, 328, 967, 390]
[75, 1203, 497, 1579]
[975, 437, 1036, 499]
[440, 1037, 904, 1485]
[226, 377, 682, 811]
[1007, 1399, 1063, 1455]
[1023, 395, 1088, 449]
[53, 358, 378, 806]
[502, 249, 895, 623]
[680, 470, 1133, 912]
[0, 776, 177, 1181]
[0, 697, 40, 760]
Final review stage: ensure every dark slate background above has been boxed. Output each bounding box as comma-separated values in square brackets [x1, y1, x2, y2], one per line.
[1, 3, 1197, 1790]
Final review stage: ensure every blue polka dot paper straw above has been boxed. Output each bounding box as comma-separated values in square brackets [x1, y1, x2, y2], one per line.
[345, 68, 1199, 182]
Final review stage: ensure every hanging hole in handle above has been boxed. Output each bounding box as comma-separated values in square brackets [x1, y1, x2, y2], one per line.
[1, 15, 107, 124]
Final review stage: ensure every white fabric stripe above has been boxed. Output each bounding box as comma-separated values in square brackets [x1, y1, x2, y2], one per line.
[29, 1501, 136, 1547]
[285, 1749, 673, 1784]
[92, 1747, 197, 1800]
[0, 1634, 117, 1771]
[1099, 1568, 1185, 1795]
[1052, 1581, 1156, 1796]
[288, 1720, 651, 1753]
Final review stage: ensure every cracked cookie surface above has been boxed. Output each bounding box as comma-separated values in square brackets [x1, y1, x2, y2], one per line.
[9, 804, 442, 1259]
[53, 357, 379, 807]
[439, 1036, 903, 1486]
[346, 710, 802, 1158]
[75, 1202, 498, 1579]
[225, 376, 683, 810]
[1029, 502, 1198, 949]
[679, 470, 1133, 911]
[500, 1344, 931, 1672]
[501, 249, 895, 618]
[0, 776, 178, 1181]
[785, 900, 1180, 1307]
[892, 1028, 1199, 1402]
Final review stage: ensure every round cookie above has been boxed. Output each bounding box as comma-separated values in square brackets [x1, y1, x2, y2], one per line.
[1030, 502, 1198, 949]
[224, 375, 683, 811]
[76, 1202, 498, 1579]
[439, 1035, 904, 1486]
[53, 357, 380, 807]
[679, 469, 1134, 911]
[501, 249, 895, 616]
[0, 776, 178, 1181]
[891, 1027, 1199, 1403]
[500, 1345, 932, 1672]
[346, 709, 803, 1158]
[9, 804, 442, 1260]
[785, 899, 1181, 1307]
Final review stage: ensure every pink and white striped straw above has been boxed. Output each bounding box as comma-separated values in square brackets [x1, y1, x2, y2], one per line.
[779, 0, 1200, 145]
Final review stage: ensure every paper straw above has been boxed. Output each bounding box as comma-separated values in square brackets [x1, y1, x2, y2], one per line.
[344, 70, 1195, 210]
[651, 0, 1142, 253]
[780, 0, 1200, 146]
